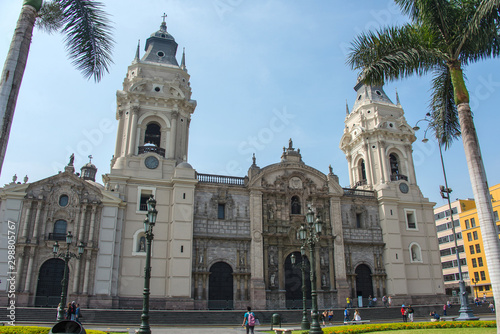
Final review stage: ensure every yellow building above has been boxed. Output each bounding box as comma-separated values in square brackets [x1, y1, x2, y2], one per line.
[459, 183, 500, 300]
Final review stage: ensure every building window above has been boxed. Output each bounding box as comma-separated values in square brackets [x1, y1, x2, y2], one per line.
[478, 257, 483, 267]
[456, 232, 462, 240]
[409, 242, 422, 262]
[475, 244, 481, 253]
[356, 213, 362, 228]
[470, 218, 476, 227]
[474, 272, 479, 281]
[51, 220, 67, 240]
[291, 196, 301, 215]
[479, 286, 484, 291]
[465, 219, 470, 229]
[486, 285, 490, 291]
[218, 203, 225, 219]
[467, 232, 472, 241]
[470, 245, 475, 254]
[473, 231, 478, 240]
[472, 258, 477, 268]
[144, 122, 161, 147]
[389, 153, 400, 175]
[405, 209, 417, 230]
[59, 195, 69, 207]
[494, 211, 499, 222]
[137, 187, 156, 212]
[480, 271, 486, 281]
[359, 159, 367, 183]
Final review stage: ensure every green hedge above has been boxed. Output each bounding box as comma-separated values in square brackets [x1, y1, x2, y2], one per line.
[0, 326, 108, 334]
[321, 321, 497, 334]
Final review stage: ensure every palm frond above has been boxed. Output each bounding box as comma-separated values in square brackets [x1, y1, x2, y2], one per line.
[59, 0, 114, 82]
[428, 65, 460, 148]
[347, 24, 447, 85]
[37, 1, 64, 34]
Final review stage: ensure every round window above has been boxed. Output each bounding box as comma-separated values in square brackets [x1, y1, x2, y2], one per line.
[59, 195, 69, 207]
[157, 51, 165, 57]
[154, 87, 160, 92]
[375, 90, 382, 96]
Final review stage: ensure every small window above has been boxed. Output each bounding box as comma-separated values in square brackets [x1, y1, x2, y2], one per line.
[218, 203, 225, 220]
[137, 187, 155, 212]
[475, 244, 481, 253]
[494, 211, 499, 222]
[471, 218, 476, 227]
[474, 272, 480, 281]
[486, 285, 490, 291]
[389, 153, 400, 175]
[356, 213, 362, 228]
[467, 232, 472, 242]
[470, 245, 475, 254]
[144, 122, 161, 147]
[59, 195, 69, 207]
[478, 257, 483, 267]
[473, 231, 478, 240]
[410, 243, 422, 262]
[291, 196, 301, 215]
[480, 271, 486, 281]
[405, 209, 417, 230]
[472, 258, 477, 268]
[456, 232, 462, 240]
[479, 286, 484, 291]
[465, 219, 470, 229]
[52, 220, 67, 240]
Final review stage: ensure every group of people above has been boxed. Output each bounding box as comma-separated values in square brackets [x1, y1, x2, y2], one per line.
[321, 309, 334, 326]
[400, 304, 415, 322]
[57, 301, 82, 323]
[343, 307, 362, 322]
[382, 295, 393, 308]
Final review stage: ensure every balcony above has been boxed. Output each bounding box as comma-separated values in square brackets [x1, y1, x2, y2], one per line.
[138, 145, 165, 157]
[342, 188, 376, 198]
[48, 233, 66, 241]
[197, 173, 246, 186]
[390, 174, 408, 181]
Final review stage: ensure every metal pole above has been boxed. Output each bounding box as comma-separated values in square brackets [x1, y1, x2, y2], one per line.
[309, 238, 322, 334]
[57, 252, 70, 321]
[138, 228, 153, 334]
[438, 144, 478, 320]
[300, 251, 310, 330]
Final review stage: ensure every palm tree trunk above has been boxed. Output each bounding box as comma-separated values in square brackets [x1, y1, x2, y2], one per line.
[457, 103, 500, 328]
[0, 4, 39, 176]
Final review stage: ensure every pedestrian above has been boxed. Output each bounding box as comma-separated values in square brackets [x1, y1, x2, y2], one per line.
[75, 303, 81, 324]
[70, 301, 77, 321]
[242, 306, 255, 334]
[447, 300, 452, 309]
[328, 309, 334, 325]
[368, 295, 373, 307]
[65, 302, 72, 320]
[430, 311, 440, 321]
[346, 296, 352, 308]
[443, 303, 447, 316]
[372, 296, 377, 306]
[483, 293, 487, 304]
[56, 303, 63, 320]
[382, 295, 388, 308]
[489, 302, 495, 313]
[344, 307, 350, 322]
[401, 304, 407, 322]
[388, 296, 392, 307]
[322, 310, 327, 326]
[354, 309, 361, 321]
[407, 305, 414, 322]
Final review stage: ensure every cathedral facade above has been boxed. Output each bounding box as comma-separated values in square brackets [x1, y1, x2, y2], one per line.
[0, 20, 444, 310]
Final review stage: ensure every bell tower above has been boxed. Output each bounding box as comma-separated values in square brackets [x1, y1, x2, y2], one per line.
[103, 17, 197, 308]
[340, 80, 445, 301]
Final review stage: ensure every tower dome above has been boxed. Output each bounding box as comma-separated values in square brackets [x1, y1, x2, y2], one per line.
[142, 16, 179, 66]
[81, 156, 97, 182]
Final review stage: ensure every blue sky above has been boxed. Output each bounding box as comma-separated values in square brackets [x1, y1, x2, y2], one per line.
[1, 0, 499, 207]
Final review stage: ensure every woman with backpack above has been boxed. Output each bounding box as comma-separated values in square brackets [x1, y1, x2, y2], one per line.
[242, 306, 256, 334]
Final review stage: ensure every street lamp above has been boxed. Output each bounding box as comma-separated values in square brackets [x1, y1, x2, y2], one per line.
[138, 196, 158, 334]
[297, 207, 323, 334]
[291, 246, 310, 330]
[414, 117, 478, 320]
[53, 231, 84, 321]
[471, 278, 479, 301]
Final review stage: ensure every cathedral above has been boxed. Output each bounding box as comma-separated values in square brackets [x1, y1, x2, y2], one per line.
[0, 19, 445, 310]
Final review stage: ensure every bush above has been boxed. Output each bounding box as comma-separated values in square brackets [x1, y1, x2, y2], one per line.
[0, 326, 108, 334]
[322, 321, 496, 334]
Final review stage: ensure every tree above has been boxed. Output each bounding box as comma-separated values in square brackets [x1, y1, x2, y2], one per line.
[347, 0, 500, 327]
[0, 0, 114, 176]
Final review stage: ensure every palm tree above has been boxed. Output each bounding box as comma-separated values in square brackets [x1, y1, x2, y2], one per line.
[347, 0, 500, 326]
[0, 0, 114, 176]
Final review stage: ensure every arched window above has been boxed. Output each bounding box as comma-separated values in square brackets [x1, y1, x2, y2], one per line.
[358, 159, 367, 184]
[137, 235, 146, 252]
[144, 122, 161, 147]
[52, 220, 67, 240]
[410, 243, 422, 262]
[389, 153, 399, 175]
[291, 196, 301, 215]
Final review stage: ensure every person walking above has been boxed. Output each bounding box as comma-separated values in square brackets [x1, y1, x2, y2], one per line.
[443, 303, 447, 316]
[344, 307, 350, 323]
[75, 303, 81, 324]
[407, 305, 414, 322]
[65, 302, 73, 320]
[322, 310, 327, 326]
[368, 295, 373, 307]
[328, 309, 334, 325]
[388, 296, 392, 307]
[56, 303, 63, 321]
[382, 295, 388, 308]
[401, 304, 407, 322]
[346, 296, 352, 308]
[354, 309, 361, 321]
[242, 306, 256, 334]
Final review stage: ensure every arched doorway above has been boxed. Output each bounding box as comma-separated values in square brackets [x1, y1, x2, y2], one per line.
[35, 258, 67, 307]
[355, 264, 374, 306]
[285, 252, 311, 309]
[208, 262, 233, 309]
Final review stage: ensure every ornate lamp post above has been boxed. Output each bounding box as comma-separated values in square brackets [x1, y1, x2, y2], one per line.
[297, 207, 323, 334]
[138, 196, 158, 334]
[53, 231, 84, 321]
[414, 116, 478, 320]
[291, 246, 310, 330]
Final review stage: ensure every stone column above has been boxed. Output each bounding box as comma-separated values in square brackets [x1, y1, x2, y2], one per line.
[405, 144, 417, 184]
[168, 111, 178, 159]
[364, 143, 373, 185]
[379, 141, 388, 183]
[78, 205, 87, 242]
[249, 190, 265, 309]
[82, 253, 92, 294]
[72, 257, 81, 294]
[24, 248, 34, 292]
[15, 249, 24, 291]
[278, 243, 284, 290]
[88, 205, 97, 247]
[127, 106, 140, 156]
[32, 202, 43, 240]
[21, 200, 32, 240]
[329, 197, 349, 304]
[114, 110, 125, 158]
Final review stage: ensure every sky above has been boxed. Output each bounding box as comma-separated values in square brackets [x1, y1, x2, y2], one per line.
[0, 0, 499, 207]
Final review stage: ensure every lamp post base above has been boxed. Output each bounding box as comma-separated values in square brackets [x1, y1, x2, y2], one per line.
[300, 318, 310, 330]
